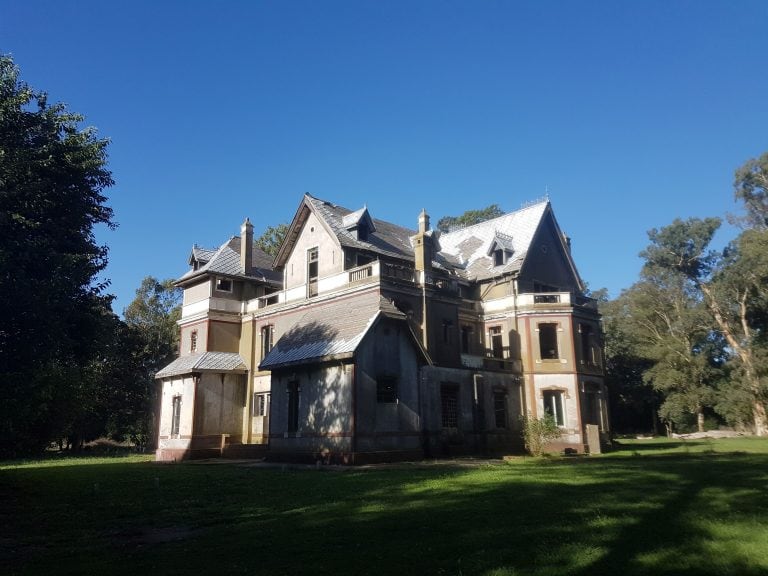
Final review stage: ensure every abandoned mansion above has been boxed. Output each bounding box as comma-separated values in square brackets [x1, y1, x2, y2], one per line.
[155, 194, 609, 462]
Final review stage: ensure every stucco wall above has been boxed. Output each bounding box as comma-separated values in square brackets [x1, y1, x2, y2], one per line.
[269, 363, 353, 456]
[156, 376, 196, 460]
[194, 373, 246, 438]
[354, 318, 422, 452]
[284, 212, 343, 291]
[420, 366, 523, 456]
[208, 320, 241, 353]
[183, 280, 211, 306]
[180, 321, 208, 356]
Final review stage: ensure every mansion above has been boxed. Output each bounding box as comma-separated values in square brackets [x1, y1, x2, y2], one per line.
[155, 194, 609, 462]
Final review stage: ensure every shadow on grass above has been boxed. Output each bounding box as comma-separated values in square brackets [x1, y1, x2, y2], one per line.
[3, 451, 768, 575]
[611, 439, 710, 452]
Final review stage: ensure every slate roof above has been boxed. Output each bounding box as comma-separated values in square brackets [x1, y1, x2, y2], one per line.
[305, 195, 417, 261]
[437, 201, 550, 281]
[178, 237, 282, 286]
[259, 291, 410, 370]
[156, 352, 248, 378]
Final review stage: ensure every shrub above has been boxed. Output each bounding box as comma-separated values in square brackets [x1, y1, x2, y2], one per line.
[520, 413, 561, 456]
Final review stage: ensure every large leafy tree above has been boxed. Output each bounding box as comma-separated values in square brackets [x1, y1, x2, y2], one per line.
[120, 277, 181, 448]
[436, 204, 504, 233]
[0, 55, 115, 456]
[255, 223, 288, 257]
[643, 213, 768, 435]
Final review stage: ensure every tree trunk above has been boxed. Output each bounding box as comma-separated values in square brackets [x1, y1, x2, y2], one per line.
[697, 409, 705, 433]
[699, 283, 766, 436]
[753, 400, 768, 436]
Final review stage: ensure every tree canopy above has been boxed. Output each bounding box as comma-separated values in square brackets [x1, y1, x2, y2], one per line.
[0, 54, 116, 456]
[436, 204, 504, 232]
[255, 223, 288, 257]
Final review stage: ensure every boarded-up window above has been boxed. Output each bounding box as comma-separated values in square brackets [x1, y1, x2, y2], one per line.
[441, 384, 459, 428]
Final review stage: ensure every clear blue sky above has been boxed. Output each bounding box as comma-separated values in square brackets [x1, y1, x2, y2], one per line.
[2, 1, 767, 314]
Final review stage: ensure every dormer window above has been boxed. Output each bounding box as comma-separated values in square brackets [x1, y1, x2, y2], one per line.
[342, 206, 376, 242]
[215, 277, 233, 293]
[488, 231, 514, 268]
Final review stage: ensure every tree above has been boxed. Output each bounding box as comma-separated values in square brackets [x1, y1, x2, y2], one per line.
[436, 204, 504, 232]
[0, 55, 115, 456]
[600, 296, 659, 434]
[255, 223, 288, 257]
[643, 216, 768, 435]
[733, 151, 768, 230]
[121, 277, 181, 447]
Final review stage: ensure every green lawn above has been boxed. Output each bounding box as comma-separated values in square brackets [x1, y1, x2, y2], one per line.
[2, 438, 768, 575]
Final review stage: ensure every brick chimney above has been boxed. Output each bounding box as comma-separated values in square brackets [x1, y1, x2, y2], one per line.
[241, 217, 253, 275]
[412, 209, 432, 276]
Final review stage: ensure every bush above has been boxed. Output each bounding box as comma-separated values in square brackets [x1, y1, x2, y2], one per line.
[520, 413, 561, 456]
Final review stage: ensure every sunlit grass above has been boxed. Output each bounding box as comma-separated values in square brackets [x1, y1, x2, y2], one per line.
[2, 438, 768, 575]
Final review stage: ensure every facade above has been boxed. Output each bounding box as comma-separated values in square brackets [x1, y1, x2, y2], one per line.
[156, 194, 609, 462]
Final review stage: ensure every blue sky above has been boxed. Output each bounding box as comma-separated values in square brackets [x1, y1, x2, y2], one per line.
[2, 1, 767, 314]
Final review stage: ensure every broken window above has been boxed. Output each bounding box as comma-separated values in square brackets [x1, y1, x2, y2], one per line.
[171, 395, 182, 436]
[253, 392, 270, 417]
[307, 248, 319, 297]
[441, 384, 459, 428]
[442, 319, 453, 344]
[215, 277, 233, 292]
[190, 330, 198, 353]
[542, 390, 565, 427]
[490, 326, 503, 358]
[376, 377, 398, 404]
[494, 249, 505, 266]
[539, 323, 559, 360]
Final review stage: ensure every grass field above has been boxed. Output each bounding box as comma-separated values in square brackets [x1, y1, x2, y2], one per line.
[2, 437, 767, 575]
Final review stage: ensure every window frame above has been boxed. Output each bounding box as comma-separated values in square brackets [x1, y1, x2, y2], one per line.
[538, 322, 560, 360]
[542, 389, 566, 427]
[171, 395, 182, 436]
[440, 384, 460, 428]
[215, 277, 233, 293]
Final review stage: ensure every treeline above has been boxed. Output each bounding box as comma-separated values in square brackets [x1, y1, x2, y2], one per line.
[605, 152, 768, 436]
[0, 55, 180, 457]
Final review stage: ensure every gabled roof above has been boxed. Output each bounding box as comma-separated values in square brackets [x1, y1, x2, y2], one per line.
[178, 237, 282, 286]
[275, 194, 418, 267]
[259, 291, 428, 370]
[437, 201, 551, 281]
[156, 352, 248, 379]
[341, 206, 376, 233]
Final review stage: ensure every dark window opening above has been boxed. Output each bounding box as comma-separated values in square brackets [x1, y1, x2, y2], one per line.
[307, 248, 319, 297]
[376, 377, 398, 403]
[171, 395, 182, 436]
[490, 326, 504, 359]
[543, 390, 565, 426]
[287, 381, 300, 433]
[461, 325, 473, 354]
[216, 277, 233, 292]
[261, 325, 274, 360]
[190, 330, 198, 352]
[539, 323, 559, 360]
[356, 253, 374, 267]
[494, 249, 504, 266]
[441, 384, 459, 428]
[580, 324, 596, 366]
[442, 320, 453, 344]
[494, 391, 507, 428]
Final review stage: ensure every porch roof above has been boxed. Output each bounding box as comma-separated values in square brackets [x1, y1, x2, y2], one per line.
[155, 351, 248, 379]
